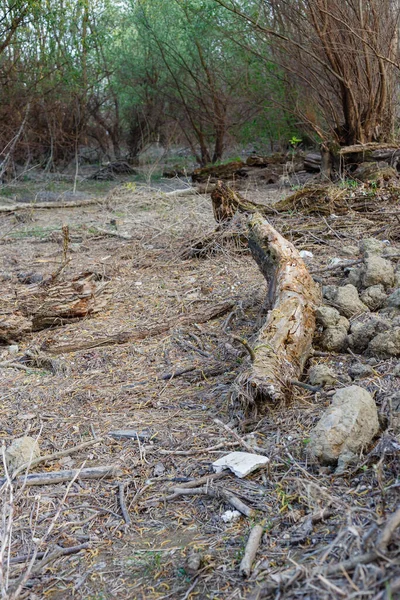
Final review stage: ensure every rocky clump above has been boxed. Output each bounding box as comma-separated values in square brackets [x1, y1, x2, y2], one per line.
[308, 364, 337, 387]
[316, 306, 350, 352]
[323, 284, 369, 318]
[308, 386, 379, 467]
[348, 315, 392, 353]
[348, 362, 374, 379]
[360, 256, 394, 289]
[360, 284, 387, 311]
[359, 238, 388, 257]
[5, 436, 40, 471]
[317, 240, 400, 356]
[368, 327, 400, 357]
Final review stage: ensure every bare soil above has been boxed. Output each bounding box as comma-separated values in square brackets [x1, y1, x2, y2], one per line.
[0, 180, 399, 600]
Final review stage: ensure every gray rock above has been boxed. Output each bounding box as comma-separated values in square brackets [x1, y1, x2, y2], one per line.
[315, 306, 341, 328]
[386, 392, 400, 412]
[322, 285, 338, 302]
[348, 363, 374, 379]
[392, 363, 400, 377]
[386, 288, 400, 308]
[382, 247, 399, 258]
[337, 316, 350, 331]
[5, 436, 40, 471]
[359, 238, 386, 256]
[153, 462, 166, 477]
[348, 316, 391, 353]
[360, 285, 387, 311]
[346, 267, 363, 288]
[320, 326, 348, 352]
[334, 284, 369, 318]
[342, 245, 359, 256]
[308, 386, 379, 466]
[368, 327, 400, 357]
[360, 256, 395, 289]
[308, 365, 337, 387]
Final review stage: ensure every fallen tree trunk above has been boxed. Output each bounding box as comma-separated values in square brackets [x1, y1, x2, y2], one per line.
[0, 198, 99, 213]
[232, 213, 321, 407]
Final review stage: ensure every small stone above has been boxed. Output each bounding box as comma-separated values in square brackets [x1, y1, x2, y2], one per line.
[368, 327, 400, 357]
[386, 288, 400, 309]
[361, 256, 395, 289]
[334, 284, 369, 318]
[348, 363, 374, 379]
[360, 285, 387, 311]
[320, 326, 348, 352]
[346, 267, 362, 288]
[348, 316, 391, 353]
[8, 345, 19, 354]
[186, 552, 202, 574]
[5, 436, 40, 471]
[153, 462, 166, 477]
[299, 250, 313, 259]
[308, 386, 379, 466]
[315, 306, 341, 328]
[382, 247, 399, 258]
[342, 245, 359, 256]
[359, 238, 386, 256]
[387, 392, 400, 412]
[308, 365, 337, 387]
[337, 316, 350, 331]
[392, 364, 400, 377]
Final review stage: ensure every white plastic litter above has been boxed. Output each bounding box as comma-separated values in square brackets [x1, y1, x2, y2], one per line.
[299, 250, 314, 259]
[212, 451, 269, 478]
[221, 510, 241, 523]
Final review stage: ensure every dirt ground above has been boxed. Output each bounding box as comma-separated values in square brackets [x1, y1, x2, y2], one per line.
[0, 179, 399, 600]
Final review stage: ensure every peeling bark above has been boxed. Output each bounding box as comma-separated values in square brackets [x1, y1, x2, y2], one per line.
[233, 214, 321, 407]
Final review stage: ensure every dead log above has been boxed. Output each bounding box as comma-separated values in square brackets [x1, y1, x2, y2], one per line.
[43, 300, 235, 354]
[0, 465, 122, 487]
[192, 161, 248, 183]
[232, 213, 321, 407]
[20, 275, 109, 331]
[304, 153, 321, 172]
[0, 314, 32, 343]
[0, 274, 109, 342]
[0, 199, 99, 213]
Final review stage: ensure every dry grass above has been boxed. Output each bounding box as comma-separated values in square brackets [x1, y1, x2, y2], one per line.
[0, 181, 399, 599]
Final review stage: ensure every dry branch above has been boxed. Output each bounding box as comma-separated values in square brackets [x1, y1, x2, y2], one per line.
[45, 300, 235, 354]
[240, 525, 264, 577]
[164, 485, 255, 517]
[233, 213, 321, 406]
[11, 438, 103, 479]
[0, 198, 99, 213]
[0, 465, 121, 487]
[248, 505, 400, 599]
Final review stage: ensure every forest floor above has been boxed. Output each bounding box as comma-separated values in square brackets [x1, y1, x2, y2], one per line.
[0, 174, 399, 600]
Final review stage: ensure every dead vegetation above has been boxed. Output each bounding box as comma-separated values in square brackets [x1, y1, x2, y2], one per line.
[0, 181, 399, 599]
